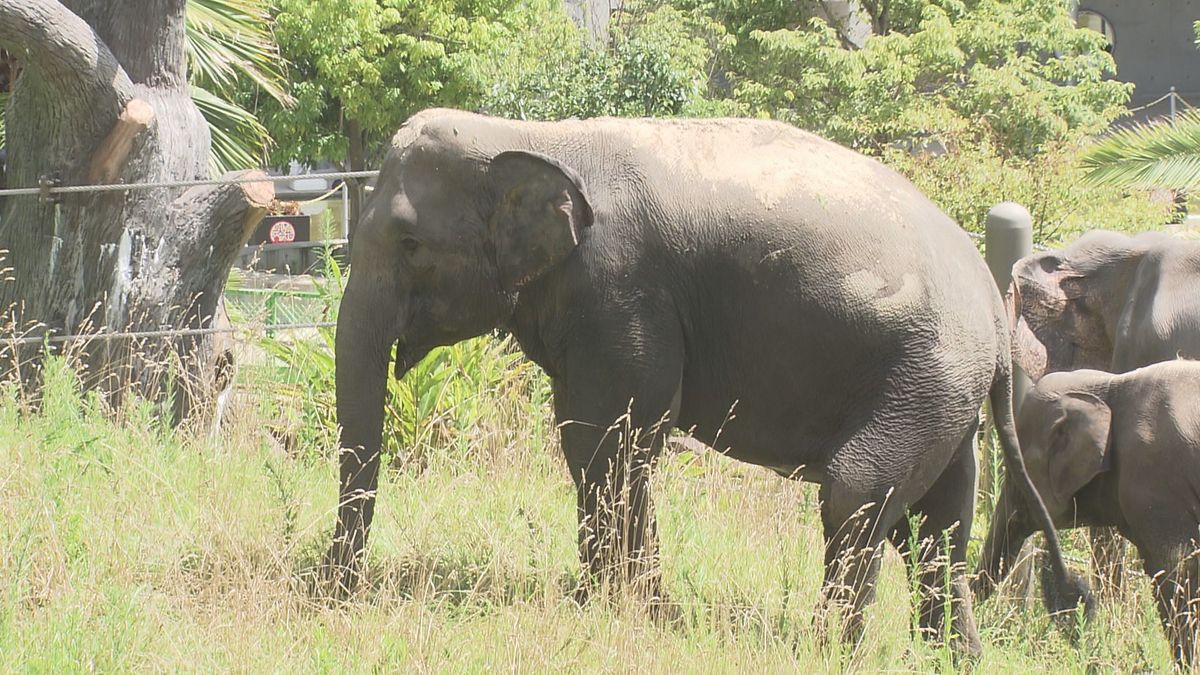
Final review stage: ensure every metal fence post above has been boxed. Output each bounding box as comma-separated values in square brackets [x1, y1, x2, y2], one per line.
[985, 201, 1033, 411]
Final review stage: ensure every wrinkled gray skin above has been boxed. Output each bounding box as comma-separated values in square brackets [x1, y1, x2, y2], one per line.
[1009, 230, 1200, 595]
[322, 108, 1085, 654]
[975, 362, 1200, 667]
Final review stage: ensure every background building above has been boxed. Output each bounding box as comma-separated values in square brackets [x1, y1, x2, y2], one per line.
[1074, 2, 1200, 124]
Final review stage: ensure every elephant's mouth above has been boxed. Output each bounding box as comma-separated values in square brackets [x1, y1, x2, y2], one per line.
[392, 338, 430, 380]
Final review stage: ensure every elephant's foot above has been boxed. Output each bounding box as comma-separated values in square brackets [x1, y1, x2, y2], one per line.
[570, 566, 680, 626]
[315, 541, 365, 600]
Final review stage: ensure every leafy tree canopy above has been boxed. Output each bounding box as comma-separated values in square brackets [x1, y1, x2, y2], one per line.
[703, 0, 1130, 158]
[482, 2, 733, 120]
[260, 0, 577, 168]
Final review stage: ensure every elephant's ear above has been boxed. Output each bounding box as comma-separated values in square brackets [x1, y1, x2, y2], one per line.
[488, 150, 594, 292]
[1010, 252, 1102, 379]
[1047, 392, 1113, 511]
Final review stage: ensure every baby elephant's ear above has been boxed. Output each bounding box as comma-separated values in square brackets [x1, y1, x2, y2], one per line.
[488, 150, 594, 292]
[1047, 392, 1113, 509]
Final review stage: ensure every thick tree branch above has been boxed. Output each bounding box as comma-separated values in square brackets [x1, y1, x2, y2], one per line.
[0, 0, 134, 105]
[87, 98, 154, 183]
[170, 170, 275, 276]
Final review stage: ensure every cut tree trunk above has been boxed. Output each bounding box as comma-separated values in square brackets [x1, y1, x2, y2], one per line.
[0, 0, 273, 417]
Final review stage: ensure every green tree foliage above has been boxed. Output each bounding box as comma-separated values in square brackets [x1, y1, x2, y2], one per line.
[706, 0, 1130, 156]
[656, 0, 1166, 237]
[482, 2, 733, 120]
[261, 0, 578, 169]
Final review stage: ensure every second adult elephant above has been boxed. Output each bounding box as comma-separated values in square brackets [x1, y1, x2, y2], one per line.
[322, 109, 1087, 655]
[1010, 230, 1200, 594]
[1011, 230, 1200, 378]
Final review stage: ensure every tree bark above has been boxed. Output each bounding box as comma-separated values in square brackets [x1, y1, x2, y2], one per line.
[0, 0, 274, 415]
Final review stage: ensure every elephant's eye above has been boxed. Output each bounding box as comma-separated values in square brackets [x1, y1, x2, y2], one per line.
[400, 236, 421, 253]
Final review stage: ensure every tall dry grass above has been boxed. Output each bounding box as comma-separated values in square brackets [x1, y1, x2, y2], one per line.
[0, 283, 1181, 671]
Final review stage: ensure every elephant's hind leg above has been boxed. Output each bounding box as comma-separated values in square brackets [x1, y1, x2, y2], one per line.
[817, 478, 903, 648]
[889, 425, 983, 659]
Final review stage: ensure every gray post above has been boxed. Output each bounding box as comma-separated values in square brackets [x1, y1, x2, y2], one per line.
[985, 201, 1033, 411]
[1171, 86, 1178, 126]
[340, 180, 350, 239]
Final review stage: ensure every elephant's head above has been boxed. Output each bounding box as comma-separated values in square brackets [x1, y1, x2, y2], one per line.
[975, 373, 1113, 601]
[1009, 231, 1163, 380]
[1017, 375, 1114, 520]
[325, 111, 594, 586]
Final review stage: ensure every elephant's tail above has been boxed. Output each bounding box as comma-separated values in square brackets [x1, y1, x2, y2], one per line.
[989, 369, 1095, 622]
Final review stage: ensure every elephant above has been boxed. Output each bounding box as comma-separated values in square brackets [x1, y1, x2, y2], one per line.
[321, 108, 1087, 655]
[1009, 230, 1200, 596]
[1011, 230, 1200, 379]
[974, 361, 1200, 668]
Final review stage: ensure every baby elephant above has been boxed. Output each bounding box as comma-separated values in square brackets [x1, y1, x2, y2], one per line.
[975, 360, 1200, 667]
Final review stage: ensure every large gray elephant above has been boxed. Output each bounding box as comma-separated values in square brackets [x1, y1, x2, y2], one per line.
[322, 108, 1086, 654]
[1009, 230, 1200, 594]
[975, 361, 1200, 667]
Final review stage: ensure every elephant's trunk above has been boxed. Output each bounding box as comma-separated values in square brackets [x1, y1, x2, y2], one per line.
[322, 280, 395, 594]
[974, 479, 1034, 602]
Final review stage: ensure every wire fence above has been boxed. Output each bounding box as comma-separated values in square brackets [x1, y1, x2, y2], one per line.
[0, 169, 381, 199]
[0, 320, 336, 347]
[1127, 86, 1196, 123]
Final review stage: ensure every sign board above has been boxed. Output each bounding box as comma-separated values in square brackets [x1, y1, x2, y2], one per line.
[250, 215, 311, 246]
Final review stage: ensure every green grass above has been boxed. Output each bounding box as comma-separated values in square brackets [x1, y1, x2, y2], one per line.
[0, 355, 1180, 672]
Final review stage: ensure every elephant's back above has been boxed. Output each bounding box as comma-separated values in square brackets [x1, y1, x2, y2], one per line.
[580, 117, 953, 244]
[1112, 362, 1200, 485]
[609, 119, 996, 340]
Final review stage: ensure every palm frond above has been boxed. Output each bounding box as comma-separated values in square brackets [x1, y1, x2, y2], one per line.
[186, 0, 291, 105]
[1081, 110, 1200, 190]
[192, 85, 270, 175]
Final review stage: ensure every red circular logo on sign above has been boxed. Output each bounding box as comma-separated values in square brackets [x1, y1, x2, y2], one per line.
[269, 220, 296, 243]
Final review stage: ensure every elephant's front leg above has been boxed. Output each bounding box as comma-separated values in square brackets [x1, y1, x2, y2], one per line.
[565, 421, 664, 600]
[549, 330, 683, 606]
